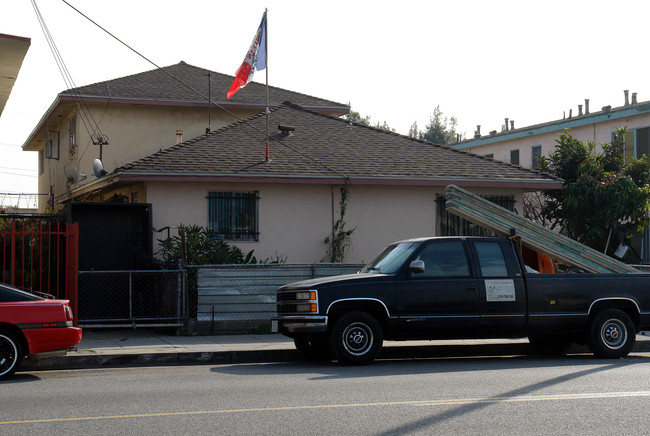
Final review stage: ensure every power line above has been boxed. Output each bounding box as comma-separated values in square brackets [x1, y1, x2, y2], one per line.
[0, 172, 37, 179]
[0, 166, 36, 173]
[32, 0, 108, 147]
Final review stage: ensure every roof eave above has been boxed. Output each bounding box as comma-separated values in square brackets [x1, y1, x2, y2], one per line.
[57, 93, 349, 114]
[115, 171, 563, 191]
[22, 96, 349, 150]
[454, 102, 650, 150]
[22, 95, 66, 151]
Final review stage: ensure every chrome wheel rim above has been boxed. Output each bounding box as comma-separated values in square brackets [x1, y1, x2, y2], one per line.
[600, 318, 627, 350]
[342, 322, 373, 356]
[0, 334, 18, 376]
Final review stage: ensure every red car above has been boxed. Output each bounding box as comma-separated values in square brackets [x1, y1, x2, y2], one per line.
[0, 283, 82, 380]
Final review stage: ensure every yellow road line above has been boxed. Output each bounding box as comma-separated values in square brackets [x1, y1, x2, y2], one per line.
[2, 391, 650, 425]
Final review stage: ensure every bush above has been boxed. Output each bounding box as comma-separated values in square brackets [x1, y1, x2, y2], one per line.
[157, 224, 256, 265]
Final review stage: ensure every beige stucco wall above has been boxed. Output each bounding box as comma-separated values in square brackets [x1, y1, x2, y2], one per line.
[461, 114, 650, 168]
[146, 181, 525, 264]
[39, 103, 259, 211]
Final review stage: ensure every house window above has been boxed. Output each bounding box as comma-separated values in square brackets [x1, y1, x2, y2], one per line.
[45, 131, 60, 160]
[484, 153, 494, 159]
[69, 116, 77, 158]
[510, 149, 520, 165]
[436, 195, 515, 237]
[207, 191, 259, 240]
[620, 128, 650, 163]
[637, 128, 650, 158]
[531, 145, 542, 168]
[39, 151, 44, 175]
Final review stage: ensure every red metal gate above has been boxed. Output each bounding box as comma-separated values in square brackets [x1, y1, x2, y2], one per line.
[0, 218, 79, 322]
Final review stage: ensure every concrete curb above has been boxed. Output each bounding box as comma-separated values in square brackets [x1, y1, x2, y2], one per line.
[21, 337, 650, 372]
[21, 349, 301, 371]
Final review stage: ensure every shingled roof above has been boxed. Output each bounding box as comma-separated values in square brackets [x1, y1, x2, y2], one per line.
[65, 61, 348, 115]
[115, 102, 561, 190]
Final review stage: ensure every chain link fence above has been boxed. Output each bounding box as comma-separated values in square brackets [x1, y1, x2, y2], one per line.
[78, 269, 187, 329]
[192, 263, 363, 334]
[76, 264, 362, 333]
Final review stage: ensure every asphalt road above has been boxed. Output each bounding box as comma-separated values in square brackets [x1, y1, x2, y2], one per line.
[2, 353, 650, 435]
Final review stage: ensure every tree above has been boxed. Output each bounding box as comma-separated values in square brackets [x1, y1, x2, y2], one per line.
[343, 107, 395, 132]
[409, 106, 461, 145]
[538, 128, 650, 257]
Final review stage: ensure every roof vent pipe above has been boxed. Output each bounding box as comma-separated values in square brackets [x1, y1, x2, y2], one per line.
[624, 90, 630, 106]
[176, 129, 183, 144]
[569, 109, 573, 118]
[585, 99, 590, 115]
[504, 118, 509, 132]
[474, 125, 481, 139]
[510, 120, 515, 130]
[578, 105, 583, 116]
[632, 92, 638, 105]
[278, 125, 296, 136]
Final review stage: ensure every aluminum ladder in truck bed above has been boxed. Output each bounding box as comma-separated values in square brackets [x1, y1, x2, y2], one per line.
[444, 184, 639, 274]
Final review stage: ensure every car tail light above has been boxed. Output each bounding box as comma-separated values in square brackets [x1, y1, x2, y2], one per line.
[65, 305, 73, 321]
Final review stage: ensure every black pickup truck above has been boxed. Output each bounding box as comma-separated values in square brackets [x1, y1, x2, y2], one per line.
[272, 236, 650, 364]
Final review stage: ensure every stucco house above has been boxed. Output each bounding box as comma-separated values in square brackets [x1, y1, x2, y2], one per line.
[21, 62, 562, 263]
[64, 101, 561, 263]
[21, 61, 348, 211]
[452, 91, 650, 169]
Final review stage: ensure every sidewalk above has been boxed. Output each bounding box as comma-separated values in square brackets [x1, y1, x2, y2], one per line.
[20, 329, 650, 373]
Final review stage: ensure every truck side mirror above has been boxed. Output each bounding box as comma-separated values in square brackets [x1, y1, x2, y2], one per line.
[409, 260, 425, 274]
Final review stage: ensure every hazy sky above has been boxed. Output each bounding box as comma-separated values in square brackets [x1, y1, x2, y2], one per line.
[2, 0, 650, 203]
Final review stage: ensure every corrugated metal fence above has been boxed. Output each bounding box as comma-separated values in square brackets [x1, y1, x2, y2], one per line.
[196, 263, 363, 333]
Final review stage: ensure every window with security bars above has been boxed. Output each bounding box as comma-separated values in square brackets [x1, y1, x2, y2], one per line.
[436, 194, 515, 237]
[207, 192, 259, 240]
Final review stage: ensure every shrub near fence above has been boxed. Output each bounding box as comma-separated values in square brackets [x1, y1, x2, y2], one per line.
[196, 263, 363, 333]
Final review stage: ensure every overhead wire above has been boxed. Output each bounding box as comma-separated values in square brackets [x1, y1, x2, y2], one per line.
[59, 0, 348, 181]
[31, 0, 107, 146]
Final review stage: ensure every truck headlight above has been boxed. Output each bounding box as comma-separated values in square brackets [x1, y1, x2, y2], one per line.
[296, 290, 317, 301]
[294, 290, 318, 313]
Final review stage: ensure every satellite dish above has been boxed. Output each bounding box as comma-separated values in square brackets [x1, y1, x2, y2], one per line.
[93, 158, 107, 177]
[64, 165, 79, 184]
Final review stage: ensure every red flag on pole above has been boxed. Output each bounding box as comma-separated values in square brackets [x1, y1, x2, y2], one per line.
[227, 12, 267, 99]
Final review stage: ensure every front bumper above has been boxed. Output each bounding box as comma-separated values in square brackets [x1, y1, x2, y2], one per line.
[271, 315, 328, 334]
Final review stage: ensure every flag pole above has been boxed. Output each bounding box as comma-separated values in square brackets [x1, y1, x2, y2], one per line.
[264, 9, 270, 162]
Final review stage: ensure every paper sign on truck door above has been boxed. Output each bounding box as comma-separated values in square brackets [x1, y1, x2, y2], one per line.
[485, 279, 516, 302]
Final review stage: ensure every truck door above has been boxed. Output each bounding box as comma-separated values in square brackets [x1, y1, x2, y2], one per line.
[396, 239, 480, 338]
[471, 240, 527, 337]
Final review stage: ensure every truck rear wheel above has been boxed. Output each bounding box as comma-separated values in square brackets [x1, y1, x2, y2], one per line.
[328, 311, 383, 365]
[0, 329, 22, 380]
[587, 309, 636, 358]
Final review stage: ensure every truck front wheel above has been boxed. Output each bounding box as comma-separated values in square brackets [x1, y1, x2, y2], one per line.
[328, 311, 383, 365]
[587, 309, 636, 358]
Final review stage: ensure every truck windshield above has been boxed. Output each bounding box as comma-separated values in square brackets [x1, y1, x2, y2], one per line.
[360, 242, 419, 274]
